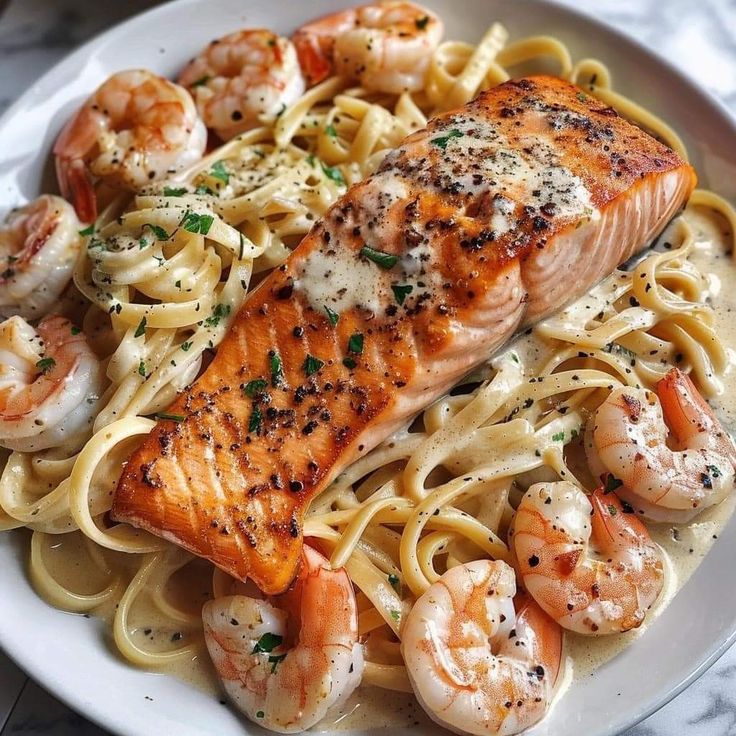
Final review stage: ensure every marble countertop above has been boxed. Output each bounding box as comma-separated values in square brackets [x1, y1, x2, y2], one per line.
[1, 0, 735, 734]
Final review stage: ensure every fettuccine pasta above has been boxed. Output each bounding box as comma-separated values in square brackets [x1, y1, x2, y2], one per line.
[2, 18, 735, 726]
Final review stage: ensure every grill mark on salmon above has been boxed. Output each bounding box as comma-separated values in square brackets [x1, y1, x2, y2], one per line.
[112, 76, 696, 593]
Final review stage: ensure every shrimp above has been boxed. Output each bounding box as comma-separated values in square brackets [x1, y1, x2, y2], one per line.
[401, 559, 562, 736]
[202, 545, 363, 734]
[178, 29, 305, 141]
[0, 315, 104, 453]
[292, 1, 444, 94]
[0, 195, 81, 319]
[587, 367, 736, 522]
[512, 481, 665, 635]
[53, 69, 207, 223]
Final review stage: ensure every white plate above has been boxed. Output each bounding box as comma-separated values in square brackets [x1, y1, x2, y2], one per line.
[1, 1, 735, 734]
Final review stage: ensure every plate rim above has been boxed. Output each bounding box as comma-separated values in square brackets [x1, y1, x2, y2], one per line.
[0, 1, 735, 735]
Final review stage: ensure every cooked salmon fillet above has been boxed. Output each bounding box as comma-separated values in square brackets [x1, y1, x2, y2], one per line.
[112, 75, 695, 593]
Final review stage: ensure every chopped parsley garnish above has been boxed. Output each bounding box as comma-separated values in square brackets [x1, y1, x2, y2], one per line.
[209, 160, 230, 185]
[391, 283, 413, 305]
[707, 464, 722, 478]
[604, 342, 636, 360]
[243, 379, 267, 397]
[138, 360, 146, 377]
[390, 610, 401, 622]
[155, 413, 185, 422]
[248, 405, 263, 434]
[324, 305, 340, 326]
[270, 351, 284, 387]
[343, 357, 357, 370]
[256, 712, 265, 719]
[431, 128, 462, 150]
[191, 75, 211, 87]
[180, 211, 214, 235]
[321, 162, 346, 186]
[70, 326, 81, 335]
[388, 573, 400, 592]
[175, 280, 182, 289]
[509, 352, 519, 364]
[251, 632, 283, 654]
[576, 91, 588, 102]
[306, 153, 316, 167]
[607, 504, 618, 517]
[238, 232, 245, 260]
[36, 357, 56, 374]
[204, 303, 231, 328]
[570, 428, 579, 439]
[551, 431, 565, 442]
[180, 341, 192, 352]
[276, 103, 287, 118]
[303, 354, 324, 377]
[163, 186, 187, 197]
[604, 475, 623, 492]
[360, 246, 398, 270]
[194, 184, 215, 196]
[325, 123, 338, 138]
[134, 317, 147, 338]
[78, 224, 95, 236]
[415, 14, 429, 29]
[143, 223, 170, 240]
[268, 653, 287, 673]
[348, 333, 364, 354]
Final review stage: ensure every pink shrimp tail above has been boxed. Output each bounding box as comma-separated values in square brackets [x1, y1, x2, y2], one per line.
[292, 8, 357, 86]
[657, 367, 736, 466]
[590, 486, 649, 546]
[293, 34, 334, 86]
[54, 156, 97, 224]
[53, 110, 99, 223]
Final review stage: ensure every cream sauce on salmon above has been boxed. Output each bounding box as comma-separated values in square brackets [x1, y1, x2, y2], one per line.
[412, 113, 598, 220]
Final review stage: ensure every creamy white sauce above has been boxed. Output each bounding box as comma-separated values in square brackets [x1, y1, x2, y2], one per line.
[443, 115, 597, 221]
[359, 176, 409, 248]
[294, 172, 437, 316]
[295, 244, 437, 317]
[296, 247, 388, 314]
[490, 195, 516, 236]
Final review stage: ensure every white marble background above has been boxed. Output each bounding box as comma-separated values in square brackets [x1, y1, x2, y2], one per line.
[1, 0, 736, 733]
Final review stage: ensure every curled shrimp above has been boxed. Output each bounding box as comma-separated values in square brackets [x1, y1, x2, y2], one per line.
[0, 195, 81, 319]
[0, 315, 104, 453]
[401, 559, 562, 736]
[292, 1, 444, 94]
[587, 368, 736, 522]
[179, 29, 305, 141]
[202, 545, 363, 733]
[512, 482, 665, 635]
[53, 69, 206, 223]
